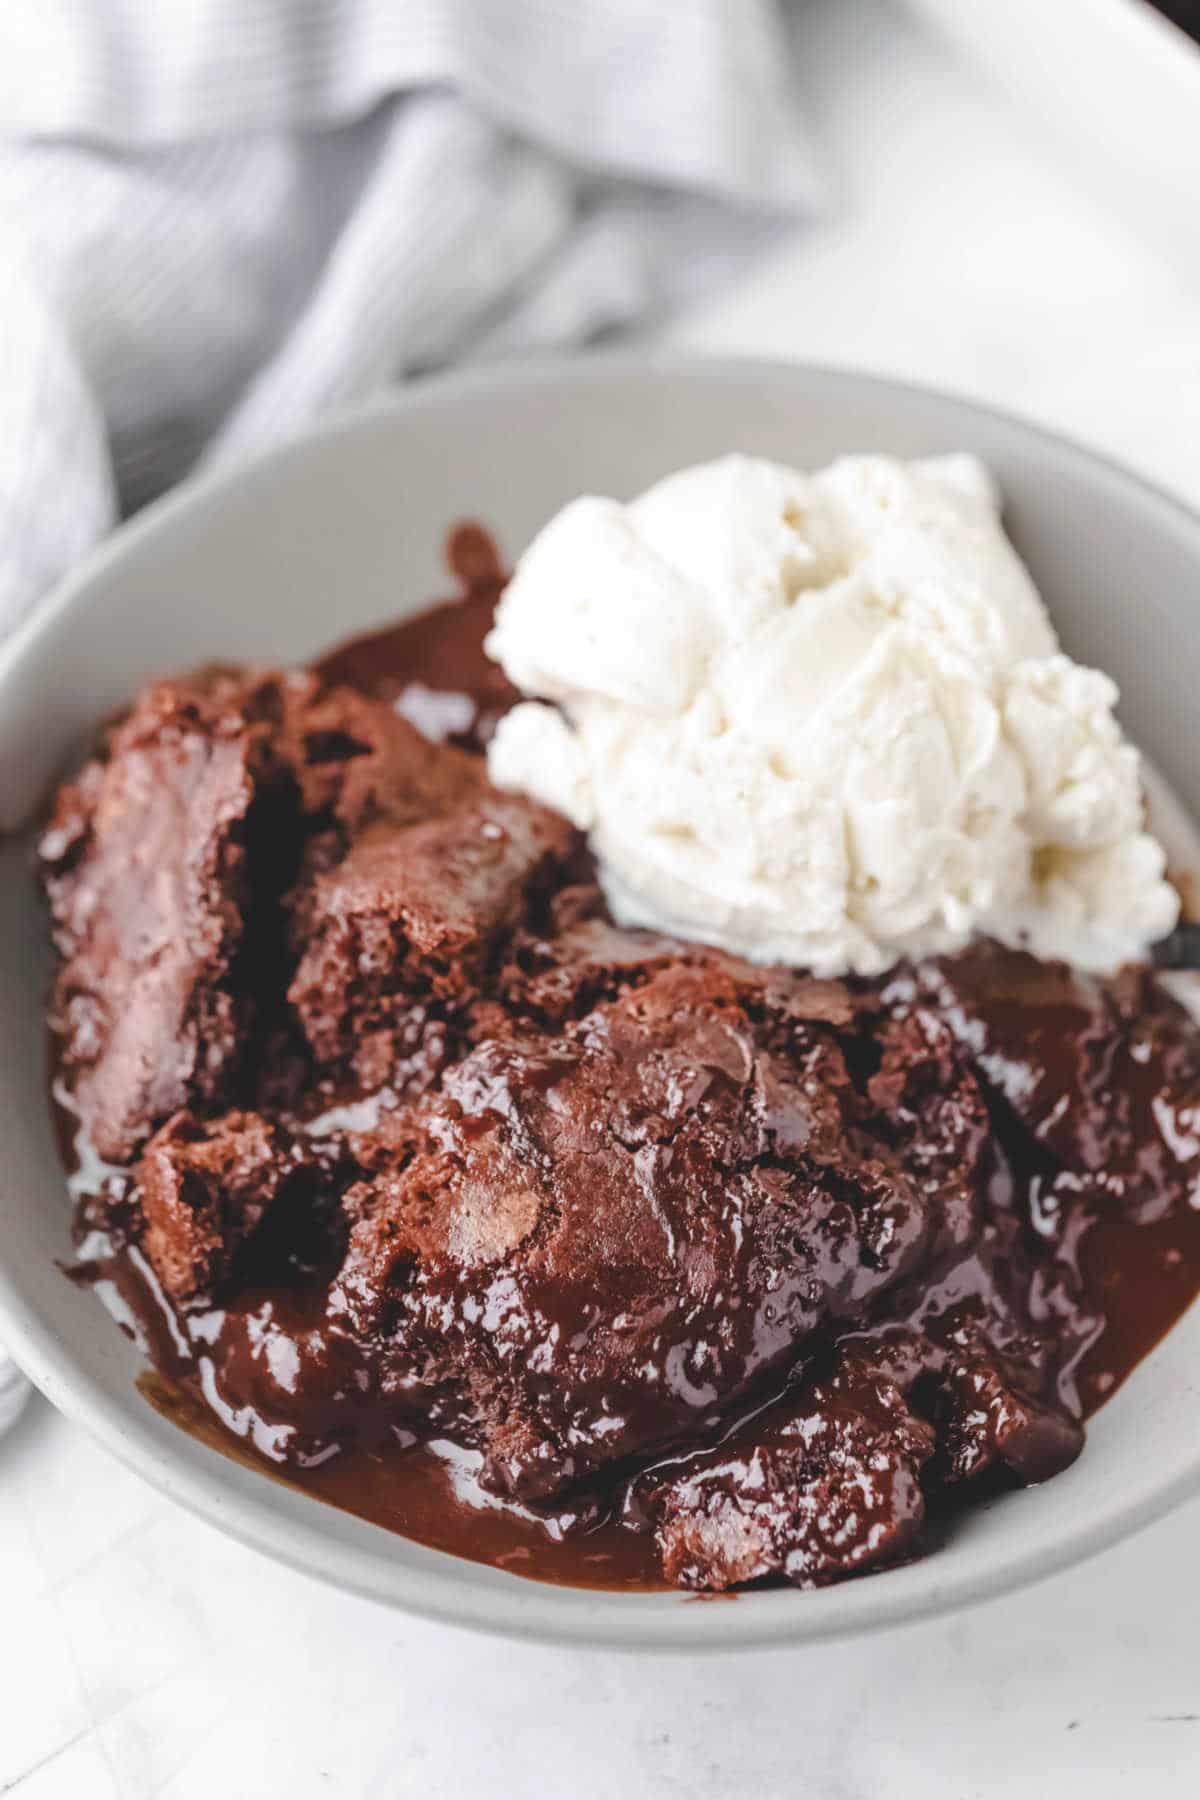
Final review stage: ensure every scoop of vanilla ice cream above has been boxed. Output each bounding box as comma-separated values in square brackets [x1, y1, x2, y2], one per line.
[485, 453, 1178, 976]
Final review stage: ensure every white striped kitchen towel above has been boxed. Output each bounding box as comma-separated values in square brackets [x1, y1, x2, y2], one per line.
[0, 0, 821, 638]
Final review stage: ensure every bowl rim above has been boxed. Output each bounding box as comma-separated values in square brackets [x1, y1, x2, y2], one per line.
[3, 349, 1200, 1652]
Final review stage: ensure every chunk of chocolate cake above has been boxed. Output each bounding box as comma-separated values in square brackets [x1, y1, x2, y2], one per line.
[138, 1108, 305, 1304]
[288, 785, 577, 1089]
[327, 955, 1000, 1502]
[649, 1363, 936, 1591]
[40, 674, 269, 1160]
[890, 944, 1200, 1222]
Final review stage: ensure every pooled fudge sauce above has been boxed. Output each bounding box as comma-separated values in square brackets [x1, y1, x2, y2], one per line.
[42, 527, 1200, 1594]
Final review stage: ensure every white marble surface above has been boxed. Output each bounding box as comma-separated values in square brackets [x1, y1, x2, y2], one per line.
[4, 3, 1200, 1794]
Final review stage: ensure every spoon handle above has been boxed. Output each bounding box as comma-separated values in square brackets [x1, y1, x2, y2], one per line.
[1152, 922, 1200, 970]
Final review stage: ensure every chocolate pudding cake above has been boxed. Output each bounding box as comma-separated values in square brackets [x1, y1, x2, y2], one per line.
[41, 527, 1200, 1593]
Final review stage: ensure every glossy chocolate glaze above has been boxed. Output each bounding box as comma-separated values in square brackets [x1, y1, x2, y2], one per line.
[50, 525, 1200, 1593]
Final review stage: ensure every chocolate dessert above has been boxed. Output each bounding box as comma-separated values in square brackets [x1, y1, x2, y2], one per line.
[41, 532, 1200, 1593]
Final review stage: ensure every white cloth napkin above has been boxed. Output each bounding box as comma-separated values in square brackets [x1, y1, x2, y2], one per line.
[0, 0, 820, 637]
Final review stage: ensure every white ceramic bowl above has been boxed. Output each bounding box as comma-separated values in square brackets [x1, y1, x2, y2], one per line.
[2, 356, 1198, 1652]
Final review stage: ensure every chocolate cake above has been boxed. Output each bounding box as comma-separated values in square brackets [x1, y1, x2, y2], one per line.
[41, 543, 1200, 1594]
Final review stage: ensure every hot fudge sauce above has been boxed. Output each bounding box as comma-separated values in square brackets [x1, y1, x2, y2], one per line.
[42, 528, 1200, 1593]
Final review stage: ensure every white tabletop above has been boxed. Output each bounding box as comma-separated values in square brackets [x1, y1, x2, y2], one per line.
[4, 4, 1199, 1794]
